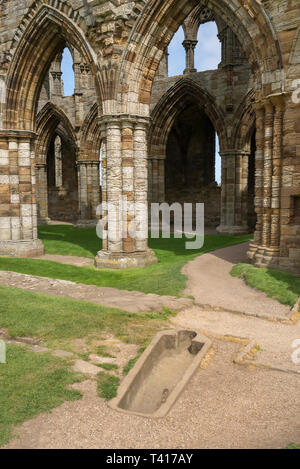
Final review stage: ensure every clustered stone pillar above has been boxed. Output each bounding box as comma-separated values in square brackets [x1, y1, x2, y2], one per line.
[149, 157, 165, 203]
[248, 94, 286, 268]
[183, 40, 198, 74]
[94, 115, 157, 269]
[0, 130, 44, 257]
[35, 163, 50, 225]
[76, 160, 100, 228]
[54, 135, 63, 188]
[217, 150, 250, 235]
[50, 52, 63, 97]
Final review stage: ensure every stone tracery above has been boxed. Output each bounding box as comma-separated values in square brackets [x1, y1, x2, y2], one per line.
[0, 0, 298, 273]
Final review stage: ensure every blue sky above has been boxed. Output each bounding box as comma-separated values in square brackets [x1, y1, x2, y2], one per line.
[61, 48, 75, 96]
[61, 22, 222, 183]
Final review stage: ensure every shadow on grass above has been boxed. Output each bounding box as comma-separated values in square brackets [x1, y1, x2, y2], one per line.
[0, 226, 254, 297]
[267, 269, 300, 302]
[38, 225, 101, 258]
[231, 263, 300, 308]
[39, 224, 253, 260]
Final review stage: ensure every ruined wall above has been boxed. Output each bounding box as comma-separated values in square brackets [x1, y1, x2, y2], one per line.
[47, 135, 78, 222]
[0, 0, 299, 272]
[165, 104, 220, 226]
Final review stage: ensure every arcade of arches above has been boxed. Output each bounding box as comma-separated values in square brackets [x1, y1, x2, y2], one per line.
[0, 0, 299, 274]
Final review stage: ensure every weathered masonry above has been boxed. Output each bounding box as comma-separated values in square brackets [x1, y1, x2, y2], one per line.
[0, 0, 299, 273]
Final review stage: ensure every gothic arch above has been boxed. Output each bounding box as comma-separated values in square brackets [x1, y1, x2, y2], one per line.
[36, 102, 78, 165]
[117, 0, 283, 115]
[231, 90, 256, 151]
[287, 25, 300, 80]
[182, 4, 221, 42]
[79, 104, 102, 162]
[4, 4, 100, 131]
[149, 78, 227, 160]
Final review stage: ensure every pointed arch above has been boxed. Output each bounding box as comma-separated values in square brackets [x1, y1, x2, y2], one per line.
[287, 25, 300, 80]
[149, 78, 227, 160]
[4, 4, 100, 131]
[183, 4, 220, 41]
[117, 0, 283, 115]
[79, 103, 102, 162]
[35, 102, 77, 164]
[231, 90, 256, 151]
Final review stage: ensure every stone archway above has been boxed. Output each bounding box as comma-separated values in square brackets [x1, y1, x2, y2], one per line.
[149, 78, 226, 228]
[94, 0, 287, 270]
[1, 0, 297, 272]
[0, 3, 100, 257]
[4, 5, 100, 131]
[35, 102, 78, 224]
[116, 0, 283, 115]
[76, 104, 102, 227]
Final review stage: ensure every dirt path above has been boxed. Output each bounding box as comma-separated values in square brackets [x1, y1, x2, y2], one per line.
[4, 340, 300, 449]
[36, 254, 94, 267]
[2, 242, 300, 448]
[0, 271, 193, 314]
[183, 242, 292, 319]
[172, 306, 300, 374]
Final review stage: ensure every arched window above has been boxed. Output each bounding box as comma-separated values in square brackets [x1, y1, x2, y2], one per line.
[215, 134, 221, 185]
[196, 22, 221, 71]
[61, 48, 75, 96]
[168, 27, 185, 77]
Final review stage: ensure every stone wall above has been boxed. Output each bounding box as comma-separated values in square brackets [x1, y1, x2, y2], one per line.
[47, 135, 79, 222]
[0, 0, 299, 272]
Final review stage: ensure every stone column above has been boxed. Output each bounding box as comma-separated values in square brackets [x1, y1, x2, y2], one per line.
[95, 115, 157, 269]
[217, 149, 250, 235]
[0, 130, 44, 257]
[76, 160, 100, 228]
[270, 95, 285, 250]
[35, 163, 50, 225]
[50, 52, 63, 97]
[262, 99, 274, 247]
[253, 103, 264, 246]
[183, 40, 197, 74]
[247, 94, 286, 269]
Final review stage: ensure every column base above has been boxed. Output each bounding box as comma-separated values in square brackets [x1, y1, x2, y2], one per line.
[0, 239, 45, 258]
[38, 218, 51, 226]
[94, 249, 158, 270]
[247, 243, 280, 269]
[216, 224, 251, 236]
[74, 220, 98, 229]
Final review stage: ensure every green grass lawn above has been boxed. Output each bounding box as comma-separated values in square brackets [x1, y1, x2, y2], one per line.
[0, 344, 83, 447]
[231, 263, 300, 308]
[0, 285, 173, 349]
[0, 285, 175, 446]
[0, 226, 252, 297]
[38, 225, 100, 258]
[97, 372, 120, 400]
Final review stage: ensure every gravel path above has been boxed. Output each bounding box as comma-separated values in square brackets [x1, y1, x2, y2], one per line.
[1, 242, 300, 448]
[183, 242, 292, 319]
[4, 340, 300, 449]
[172, 306, 300, 374]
